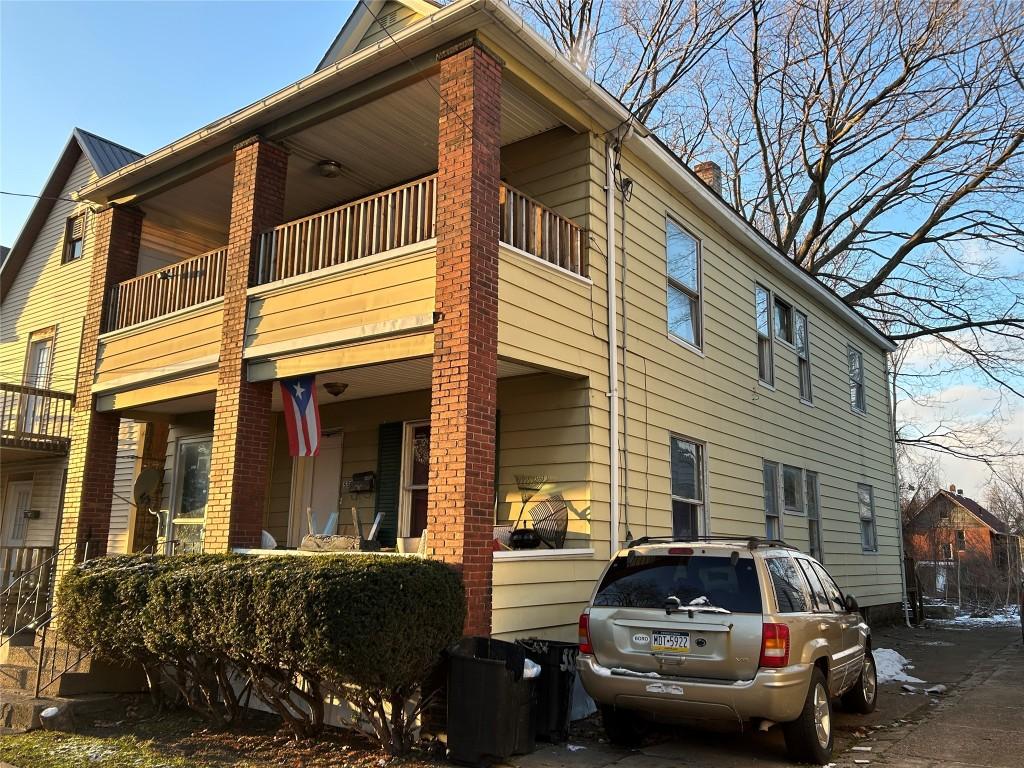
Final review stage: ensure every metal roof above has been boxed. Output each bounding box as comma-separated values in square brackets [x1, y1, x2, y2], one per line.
[74, 128, 144, 177]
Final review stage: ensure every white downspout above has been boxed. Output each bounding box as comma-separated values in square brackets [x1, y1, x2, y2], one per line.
[606, 138, 621, 555]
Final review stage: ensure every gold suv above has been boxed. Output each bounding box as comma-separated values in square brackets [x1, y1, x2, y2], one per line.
[577, 538, 877, 764]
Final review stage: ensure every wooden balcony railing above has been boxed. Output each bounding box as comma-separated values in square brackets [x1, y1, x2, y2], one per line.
[0, 383, 73, 454]
[255, 175, 438, 285]
[500, 185, 588, 277]
[106, 247, 228, 332]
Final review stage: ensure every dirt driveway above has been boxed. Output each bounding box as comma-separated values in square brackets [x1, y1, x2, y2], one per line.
[512, 623, 1022, 768]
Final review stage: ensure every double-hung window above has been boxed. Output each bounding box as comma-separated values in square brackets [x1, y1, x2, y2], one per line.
[666, 219, 702, 349]
[848, 345, 866, 413]
[805, 471, 823, 561]
[956, 529, 966, 551]
[670, 435, 704, 539]
[755, 285, 774, 385]
[795, 310, 813, 402]
[857, 483, 878, 552]
[763, 460, 782, 538]
[62, 214, 85, 263]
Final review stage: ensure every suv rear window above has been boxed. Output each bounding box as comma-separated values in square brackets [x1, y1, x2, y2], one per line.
[594, 554, 762, 613]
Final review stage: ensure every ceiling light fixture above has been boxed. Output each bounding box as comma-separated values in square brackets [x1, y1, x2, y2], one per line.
[317, 160, 343, 178]
[323, 381, 349, 397]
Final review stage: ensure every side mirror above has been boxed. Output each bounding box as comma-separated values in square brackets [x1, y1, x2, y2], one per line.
[844, 593, 859, 613]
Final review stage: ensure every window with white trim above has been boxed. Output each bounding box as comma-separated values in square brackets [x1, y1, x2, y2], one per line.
[666, 219, 702, 349]
[806, 471, 823, 561]
[795, 310, 813, 402]
[670, 435, 704, 539]
[763, 460, 782, 538]
[857, 483, 877, 552]
[848, 345, 866, 413]
[755, 284, 774, 385]
[400, 421, 431, 539]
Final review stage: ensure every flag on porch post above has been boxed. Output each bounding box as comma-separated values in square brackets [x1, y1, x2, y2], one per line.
[279, 375, 321, 457]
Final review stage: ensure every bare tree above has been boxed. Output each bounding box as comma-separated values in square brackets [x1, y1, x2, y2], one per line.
[988, 460, 1024, 535]
[519, 0, 1024, 459]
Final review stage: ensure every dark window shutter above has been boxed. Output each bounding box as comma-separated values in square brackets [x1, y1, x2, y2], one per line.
[375, 421, 403, 546]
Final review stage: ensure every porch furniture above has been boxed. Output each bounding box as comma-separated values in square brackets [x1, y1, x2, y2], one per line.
[529, 494, 568, 549]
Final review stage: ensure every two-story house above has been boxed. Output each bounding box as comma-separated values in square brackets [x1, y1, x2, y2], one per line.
[6, 0, 904, 641]
[1, 129, 142, 586]
[906, 485, 1023, 601]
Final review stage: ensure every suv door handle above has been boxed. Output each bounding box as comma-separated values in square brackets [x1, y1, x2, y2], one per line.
[819, 622, 830, 632]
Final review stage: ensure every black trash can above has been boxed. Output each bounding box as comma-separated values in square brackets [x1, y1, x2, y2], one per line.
[516, 639, 579, 742]
[447, 637, 537, 766]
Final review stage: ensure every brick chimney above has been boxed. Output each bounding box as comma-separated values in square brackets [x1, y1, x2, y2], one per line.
[694, 161, 723, 197]
[949, 483, 956, 493]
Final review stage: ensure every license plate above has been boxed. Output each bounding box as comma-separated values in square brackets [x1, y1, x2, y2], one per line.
[652, 631, 690, 653]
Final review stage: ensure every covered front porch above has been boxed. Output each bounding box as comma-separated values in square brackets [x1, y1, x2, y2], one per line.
[118, 358, 595, 560]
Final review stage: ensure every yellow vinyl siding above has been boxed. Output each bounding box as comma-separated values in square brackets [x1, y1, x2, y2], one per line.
[492, 556, 604, 641]
[356, 1, 422, 50]
[93, 302, 223, 392]
[0, 154, 97, 394]
[137, 219, 224, 275]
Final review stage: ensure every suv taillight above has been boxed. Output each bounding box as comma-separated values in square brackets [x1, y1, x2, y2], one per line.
[578, 612, 593, 654]
[759, 622, 790, 668]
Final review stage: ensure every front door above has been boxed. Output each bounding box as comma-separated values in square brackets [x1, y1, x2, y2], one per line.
[169, 436, 212, 554]
[2, 480, 32, 548]
[20, 338, 53, 434]
[288, 432, 344, 545]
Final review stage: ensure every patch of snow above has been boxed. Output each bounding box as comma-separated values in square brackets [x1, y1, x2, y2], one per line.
[874, 648, 925, 684]
[689, 595, 710, 605]
[933, 606, 1020, 628]
[567, 744, 586, 752]
[924, 684, 947, 695]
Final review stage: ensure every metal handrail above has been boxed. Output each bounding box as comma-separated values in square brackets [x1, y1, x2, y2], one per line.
[0, 541, 87, 656]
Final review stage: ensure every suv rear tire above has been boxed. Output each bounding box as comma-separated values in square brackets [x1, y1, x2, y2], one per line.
[783, 667, 833, 765]
[600, 705, 645, 747]
[841, 649, 878, 714]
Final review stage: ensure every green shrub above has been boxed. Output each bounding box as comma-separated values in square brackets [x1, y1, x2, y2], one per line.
[59, 552, 465, 751]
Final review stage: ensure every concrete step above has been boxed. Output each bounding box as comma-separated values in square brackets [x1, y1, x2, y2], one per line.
[0, 689, 123, 733]
[0, 631, 36, 664]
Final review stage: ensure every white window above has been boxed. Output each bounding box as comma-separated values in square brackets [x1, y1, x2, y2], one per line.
[763, 460, 782, 538]
[666, 219, 702, 349]
[941, 542, 953, 560]
[755, 285, 774, 385]
[400, 421, 431, 539]
[795, 310, 812, 402]
[857, 483, 877, 552]
[774, 296, 793, 345]
[806, 471, 823, 561]
[783, 465, 804, 514]
[848, 345, 866, 413]
[670, 435, 704, 539]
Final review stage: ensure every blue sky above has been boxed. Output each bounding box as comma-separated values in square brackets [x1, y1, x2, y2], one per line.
[1, 0, 353, 246]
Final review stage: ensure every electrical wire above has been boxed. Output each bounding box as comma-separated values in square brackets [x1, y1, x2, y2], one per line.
[1, 191, 77, 203]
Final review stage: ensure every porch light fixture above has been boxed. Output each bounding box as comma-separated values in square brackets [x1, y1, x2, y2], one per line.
[323, 381, 348, 397]
[317, 160, 343, 178]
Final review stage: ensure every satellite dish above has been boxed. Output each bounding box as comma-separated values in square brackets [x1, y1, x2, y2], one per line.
[133, 468, 162, 510]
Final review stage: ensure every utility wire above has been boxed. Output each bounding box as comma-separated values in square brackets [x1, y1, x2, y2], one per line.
[1, 191, 77, 203]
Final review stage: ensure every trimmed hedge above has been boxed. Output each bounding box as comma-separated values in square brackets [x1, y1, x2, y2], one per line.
[57, 553, 465, 750]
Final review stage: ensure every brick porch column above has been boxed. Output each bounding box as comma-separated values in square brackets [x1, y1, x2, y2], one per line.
[204, 138, 287, 553]
[57, 205, 143, 574]
[426, 39, 502, 636]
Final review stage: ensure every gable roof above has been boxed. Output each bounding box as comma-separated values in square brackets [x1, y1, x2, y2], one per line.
[316, 0, 441, 71]
[920, 489, 1010, 534]
[0, 129, 141, 302]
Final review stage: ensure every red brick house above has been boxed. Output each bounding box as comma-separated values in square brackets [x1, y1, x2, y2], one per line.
[905, 485, 1024, 601]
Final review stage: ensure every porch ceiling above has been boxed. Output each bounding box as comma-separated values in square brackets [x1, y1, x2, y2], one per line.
[269, 356, 541, 411]
[137, 76, 562, 244]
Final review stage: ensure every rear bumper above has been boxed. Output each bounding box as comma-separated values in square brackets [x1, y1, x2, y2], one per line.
[577, 654, 810, 723]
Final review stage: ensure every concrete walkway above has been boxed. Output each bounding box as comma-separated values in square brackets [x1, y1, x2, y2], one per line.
[512, 624, 1022, 768]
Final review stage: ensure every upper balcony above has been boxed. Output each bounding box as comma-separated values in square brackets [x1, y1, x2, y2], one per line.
[0, 382, 73, 460]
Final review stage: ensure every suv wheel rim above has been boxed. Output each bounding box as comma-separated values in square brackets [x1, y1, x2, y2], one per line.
[813, 683, 831, 747]
[863, 656, 877, 703]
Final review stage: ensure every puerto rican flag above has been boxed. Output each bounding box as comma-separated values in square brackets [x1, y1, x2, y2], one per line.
[279, 375, 321, 457]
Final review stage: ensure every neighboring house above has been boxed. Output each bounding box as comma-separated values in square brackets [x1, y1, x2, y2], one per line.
[9, 0, 902, 640]
[905, 485, 1024, 601]
[0, 129, 142, 582]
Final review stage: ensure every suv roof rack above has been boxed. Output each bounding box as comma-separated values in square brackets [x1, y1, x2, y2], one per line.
[625, 534, 798, 551]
